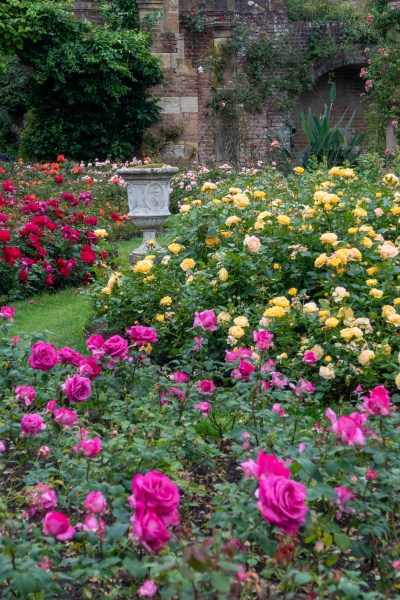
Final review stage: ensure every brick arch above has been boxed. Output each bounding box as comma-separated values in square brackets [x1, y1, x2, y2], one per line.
[290, 62, 368, 159]
[312, 48, 368, 80]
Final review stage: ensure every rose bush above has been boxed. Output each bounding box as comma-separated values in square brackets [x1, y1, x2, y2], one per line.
[0, 298, 400, 598]
[91, 158, 400, 404]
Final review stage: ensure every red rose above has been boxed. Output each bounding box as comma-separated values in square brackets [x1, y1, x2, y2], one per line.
[0, 229, 11, 243]
[2, 246, 21, 264]
[57, 154, 65, 163]
[80, 245, 96, 264]
[54, 176, 64, 184]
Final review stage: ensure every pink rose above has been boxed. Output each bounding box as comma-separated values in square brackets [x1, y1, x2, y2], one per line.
[130, 507, 170, 553]
[85, 491, 107, 514]
[303, 351, 318, 365]
[15, 385, 36, 406]
[36, 445, 51, 458]
[194, 401, 211, 416]
[361, 385, 391, 416]
[26, 483, 58, 517]
[58, 347, 83, 366]
[173, 372, 189, 383]
[126, 325, 158, 345]
[73, 436, 102, 458]
[238, 360, 255, 381]
[43, 512, 75, 541]
[326, 408, 367, 447]
[272, 403, 288, 417]
[79, 357, 101, 379]
[86, 334, 105, 358]
[193, 309, 217, 331]
[21, 414, 46, 436]
[0, 306, 15, 322]
[138, 580, 158, 597]
[79, 514, 105, 534]
[241, 451, 290, 480]
[103, 335, 128, 358]
[195, 379, 216, 395]
[0, 440, 5, 452]
[331, 486, 356, 518]
[261, 359, 275, 372]
[253, 330, 274, 350]
[257, 475, 308, 534]
[28, 342, 58, 371]
[225, 347, 253, 363]
[53, 408, 78, 429]
[130, 471, 180, 527]
[271, 372, 288, 388]
[63, 374, 92, 402]
[365, 469, 377, 481]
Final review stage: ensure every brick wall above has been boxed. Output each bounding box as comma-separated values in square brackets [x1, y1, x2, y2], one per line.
[72, 0, 368, 164]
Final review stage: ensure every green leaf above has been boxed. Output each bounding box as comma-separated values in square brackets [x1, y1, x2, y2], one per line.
[122, 557, 148, 579]
[106, 522, 129, 542]
[334, 532, 351, 552]
[210, 571, 231, 593]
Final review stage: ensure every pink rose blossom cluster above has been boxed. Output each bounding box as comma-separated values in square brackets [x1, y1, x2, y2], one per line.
[125, 326, 158, 346]
[25, 483, 58, 517]
[0, 305, 15, 322]
[193, 309, 217, 331]
[360, 385, 391, 417]
[73, 429, 103, 457]
[15, 385, 36, 406]
[76, 491, 107, 535]
[240, 452, 308, 534]
[129, 471, 180, 553]
[325, 408, 368, 447]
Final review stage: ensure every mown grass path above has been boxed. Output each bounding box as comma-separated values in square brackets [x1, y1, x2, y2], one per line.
[5, 236, 169, 352]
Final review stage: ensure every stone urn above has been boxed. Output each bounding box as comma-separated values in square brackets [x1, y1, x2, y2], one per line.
[117, 165, 179, 262]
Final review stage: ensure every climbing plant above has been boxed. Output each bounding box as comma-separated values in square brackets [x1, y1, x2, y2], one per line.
[359, 1, 400, 153]
[207, 19, 363, 166]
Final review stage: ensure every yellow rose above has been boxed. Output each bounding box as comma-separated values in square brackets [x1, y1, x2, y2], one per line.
[366, 266, 378, 275]
[263, 306, 285, 318]
[383, 173, 399, 187]
[229, 187, 242, 195]
[212, 199, 221, 205]
[179, 204, 191, 213]
[234, 316, 249, 327]
[225, 215, 242, 227]
[314, 190, 329, 202]
[318, 310, 330, 318]
[253, 190, 266, 199]
[395, 373, 400, 389]
[145, 255, 156, 261]
[233, 193, 250, 209]
[277, 215, 291, 225]
[217, 311, 231, 324]
[94, 229, 109, 238]
[293, 166, 304, 174]
[229, 325, 245, 339]
[348, 227, 358, 234]
[358, 349, 375, 365]
[387, 313, 400, 326]
[390, 206, 400, 215]
[320, 232, 338, 244]
[201, 182, 218, 192]
[288, 288, 297, 296]
[310, 345, 324, 359]
[272, 296, 290, 308]
[328, 166, 341, 176]
[205, 236, 220, 247]
[325, 317, 339, 328]
[366, 279, 378, 286]
[319, 365, 335, 380]
[168, 243, 182, 254]
[220, 231, 233, 238]
[303, 302, 318, 314]
[353, 207, 367, 217]
[156, 314, 165, 323]
[315, 254, 328, 267]
[393, 298, 400, 305]
[180, 258, 195, 271]
[218, 268, 228, 282]
[160, 296, 172, 306]
[378, 243, 398, 260]
[369, 288, 383, 298]
[101, 286, 112, 294]
[133, 259, 153, 274]
[143, 274, 155, 283]
[273, 263, 280, 270]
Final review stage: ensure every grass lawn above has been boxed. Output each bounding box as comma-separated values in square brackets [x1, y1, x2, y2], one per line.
[5, 234, 172, 352]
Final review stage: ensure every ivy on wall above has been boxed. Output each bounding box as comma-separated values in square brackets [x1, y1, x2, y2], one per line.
[207, 19, 361, 166]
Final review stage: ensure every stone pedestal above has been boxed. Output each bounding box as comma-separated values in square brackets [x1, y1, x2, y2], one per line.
[117, 166, 179, 261]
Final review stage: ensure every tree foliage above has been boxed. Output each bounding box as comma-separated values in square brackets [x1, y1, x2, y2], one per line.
[0, 0, 163, 160]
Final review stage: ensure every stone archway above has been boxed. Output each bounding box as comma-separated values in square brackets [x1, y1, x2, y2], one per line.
[291, 63, 368, 160]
